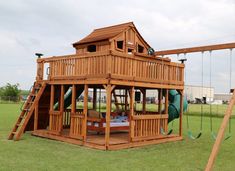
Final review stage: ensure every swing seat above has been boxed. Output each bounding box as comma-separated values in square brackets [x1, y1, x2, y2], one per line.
[211, 132, 231, 141]
[167, 129, 173, 135]
[211, 132, 217, 140]
[187, 131, 202, 139]
[160, 127, 172, 135]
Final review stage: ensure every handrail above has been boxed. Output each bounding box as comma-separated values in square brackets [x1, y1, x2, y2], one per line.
[36, 51, 184, 86]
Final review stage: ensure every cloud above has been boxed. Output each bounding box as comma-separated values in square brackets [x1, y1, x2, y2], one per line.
[0, 0, 234, 92]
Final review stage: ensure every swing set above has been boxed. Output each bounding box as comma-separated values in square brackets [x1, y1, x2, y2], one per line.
[155, 42, 235, 171]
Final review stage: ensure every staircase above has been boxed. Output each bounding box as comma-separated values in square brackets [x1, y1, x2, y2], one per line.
[113, 89, 129, 112]
[8, 82, 46, 141]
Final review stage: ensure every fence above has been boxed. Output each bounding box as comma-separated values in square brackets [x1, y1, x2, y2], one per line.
[0, 96, 21, 103]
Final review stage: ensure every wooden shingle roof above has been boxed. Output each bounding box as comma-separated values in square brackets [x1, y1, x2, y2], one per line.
[73, 22, 134, 46]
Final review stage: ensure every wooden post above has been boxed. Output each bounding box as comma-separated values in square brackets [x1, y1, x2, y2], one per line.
[70, 85, 76, 136]
[125, 89, 128, 111]
[179, 90, 183, 137]
[165, 89, 169, 114]
[105, 84, 112, 149]
[205, 90, 235, 171]
[60, 85, 64, 133]
[129, 86, 135, 142]
[142, 89, 146, 113]
[158, 89, 162, 114]
[34, 103, 38, 131]
[83, 84, 88, 141]
[49, 85, 55, 131]
[71, 85, 76, 114]
[93, 88, 97, 110]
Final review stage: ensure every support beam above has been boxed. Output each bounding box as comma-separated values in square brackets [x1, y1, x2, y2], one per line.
[179, 90, 183, 137]
[205, 90, 235, 171]
[70, 84, 76, 136]
[158, 89, 163, 114]
[165, 89, 169, 116]
[129, 86, 135, 142]
[155, 42, 235, 56]
[34, 103, 38, 131]
[93, 88, 97, 110]
[49, 85, 55, 131]
[124, 89, 128, 111]
[105, 84, 112, 149]
[83, 84, 88, 141]
[59, 85, 64, 133]
[142, 89, 146, 113]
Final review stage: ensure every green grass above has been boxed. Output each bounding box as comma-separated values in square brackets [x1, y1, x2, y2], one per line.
[0, 104, 235, 171]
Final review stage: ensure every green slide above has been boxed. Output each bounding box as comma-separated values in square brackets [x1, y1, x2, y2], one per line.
[168, 90, 188, 123]
[54, 88, 83, 110]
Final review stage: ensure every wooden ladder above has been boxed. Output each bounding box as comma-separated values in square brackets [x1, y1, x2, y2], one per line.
[113, 89, 129, 111]
[8, 82, 47, 141]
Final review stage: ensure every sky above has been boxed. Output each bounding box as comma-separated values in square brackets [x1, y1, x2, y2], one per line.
[0, 0, 235, 93]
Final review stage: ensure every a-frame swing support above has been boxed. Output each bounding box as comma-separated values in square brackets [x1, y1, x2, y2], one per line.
[154, 42, 235, 171]
[205, 89, 235, 171]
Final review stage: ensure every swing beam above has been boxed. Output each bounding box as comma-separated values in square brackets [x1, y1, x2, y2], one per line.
[155, 42, 235, 56]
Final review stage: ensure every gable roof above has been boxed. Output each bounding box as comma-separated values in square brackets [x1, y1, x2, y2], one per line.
[72, 22, 151, 48]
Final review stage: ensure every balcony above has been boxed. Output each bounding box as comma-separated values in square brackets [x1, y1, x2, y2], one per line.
[36, 50, 184, 88]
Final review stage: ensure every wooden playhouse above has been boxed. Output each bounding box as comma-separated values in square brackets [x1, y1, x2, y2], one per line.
[9, 22, 185, 150]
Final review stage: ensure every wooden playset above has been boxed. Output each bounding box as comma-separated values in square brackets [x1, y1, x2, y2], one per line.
[8, 21, 235, 170]
[8, 22, 186, 150]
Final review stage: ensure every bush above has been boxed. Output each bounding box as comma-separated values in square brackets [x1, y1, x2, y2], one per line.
[0, 83, 21, 102]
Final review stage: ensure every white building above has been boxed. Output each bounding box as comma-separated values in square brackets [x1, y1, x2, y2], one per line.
[184, 85, 214, 103]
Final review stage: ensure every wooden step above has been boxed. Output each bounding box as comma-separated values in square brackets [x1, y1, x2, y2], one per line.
[115, 95, 126, 97]
[24, 108, 30, 112]
[115, 103, 126, 105]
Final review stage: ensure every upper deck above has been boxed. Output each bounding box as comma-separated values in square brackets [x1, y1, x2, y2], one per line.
[36, 50, 184, 89]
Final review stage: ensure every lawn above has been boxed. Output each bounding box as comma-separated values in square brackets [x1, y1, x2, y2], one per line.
[0, 103, 234, 171]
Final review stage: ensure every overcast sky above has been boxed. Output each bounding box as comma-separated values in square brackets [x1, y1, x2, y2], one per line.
[0, 0, 235, 93]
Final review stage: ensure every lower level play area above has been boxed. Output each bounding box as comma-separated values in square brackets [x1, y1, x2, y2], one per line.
[30, 83, 184, 150]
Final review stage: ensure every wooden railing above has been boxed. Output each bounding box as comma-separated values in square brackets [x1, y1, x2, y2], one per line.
[36, 51, 184, 86]
[131, 114, 168, 141]
[49, 111, 61, 133]
[63, 109, 71, 128]
[69, 110, 84, 139]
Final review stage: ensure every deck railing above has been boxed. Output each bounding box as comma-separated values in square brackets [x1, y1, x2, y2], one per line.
[36, 51, 184, 86]
[131, 114, 168, 141]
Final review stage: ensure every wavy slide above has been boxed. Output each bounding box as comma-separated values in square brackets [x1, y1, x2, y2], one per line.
[168, 90, 188, 123]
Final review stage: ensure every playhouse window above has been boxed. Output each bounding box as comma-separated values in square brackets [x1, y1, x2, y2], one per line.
[117, 41, 124, 49]
[138, 44, 144, 53]
[87, 45, 96, 52]
[128, 48, 133, 54]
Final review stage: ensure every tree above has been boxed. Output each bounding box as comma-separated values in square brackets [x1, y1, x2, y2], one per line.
[0, 83, 21, 101]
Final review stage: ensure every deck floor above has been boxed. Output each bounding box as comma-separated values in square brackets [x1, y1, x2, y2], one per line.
[87, 131, 129, 145]
[32, 129, 182, 150]
[60, 129, 129, 145]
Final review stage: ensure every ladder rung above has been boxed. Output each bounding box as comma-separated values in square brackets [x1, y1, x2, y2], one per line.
[115, 95, 126, 97]
[34, 87, 40, 90]
[115, 103, 126, 105]
[12, 132, 17, 135]
[16, 123, 21, 127]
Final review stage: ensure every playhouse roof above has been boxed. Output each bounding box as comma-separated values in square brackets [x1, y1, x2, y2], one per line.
[73, 22, 151, 48]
